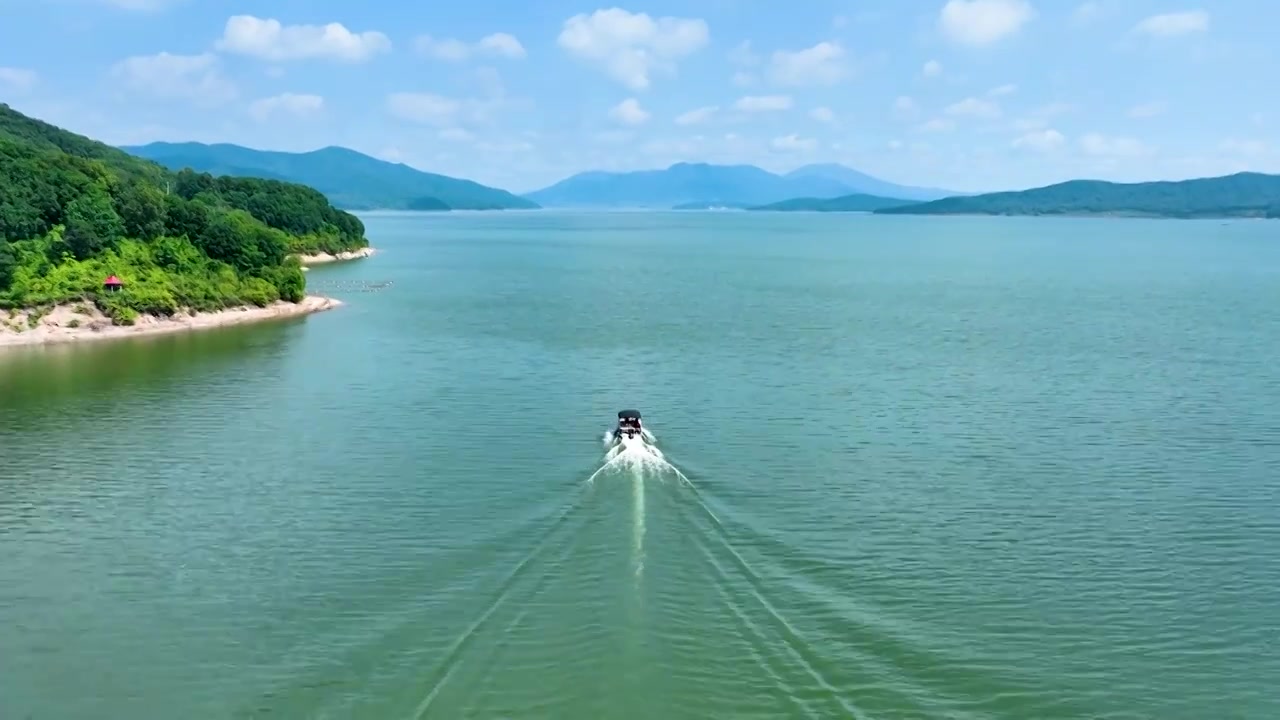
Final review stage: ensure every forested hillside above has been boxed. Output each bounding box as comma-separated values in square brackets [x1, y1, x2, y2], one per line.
[0, 104, 368, 324]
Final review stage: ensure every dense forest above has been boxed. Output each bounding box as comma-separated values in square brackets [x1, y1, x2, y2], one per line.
[0, 104, 368, 324]
[874, 173, 1280, 218]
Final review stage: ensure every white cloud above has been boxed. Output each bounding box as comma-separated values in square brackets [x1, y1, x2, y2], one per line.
[109, 52, 236, 106]
[386, 93, 462, 125]
[557, 8, 709, 91]
[894, 96, 917, 115]
[1011, 101, 1073, 131]
[888, 139, 904, 150]
[438, 128, 474, 142]
[1012, 128, 1065, 151]
[922, 59, 943, 77]
[1134, 11, 1209, 37]
[771, 134, 817, 152]
[478, 33, 526, 59]
[1219, 138, 1268, 155]
[1127, 101, 1166, 118]
[1073, 2, 1101, 23]
[731, 71, 755, 87]
[415, 32, 526, 62]
[216, 15, 391, 62]
[0, 67, 37, 91]
[675, 106, 718, 125]
[592, 130, 635, 146]
[809, 106, 835, 123]
[768, 42, 846, 86]
[987, 83, 1017, 96]
[728, 40, 759, 66]
[938, 0, 1034, 46]
[1079, 133, 1150, 157]
[248, 92, 324, 122]
[945, 96, 1001, 118]
[734, 95, 792, 112]
[918, 118, 955, 132]
[93, 0, 180, 9]
[609, 97, 650, 125]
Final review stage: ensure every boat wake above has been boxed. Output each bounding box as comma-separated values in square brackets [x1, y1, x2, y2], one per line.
[590, 428, 690, 486]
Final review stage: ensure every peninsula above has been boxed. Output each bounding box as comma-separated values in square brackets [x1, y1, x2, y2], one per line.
[0, 104, 370, 348]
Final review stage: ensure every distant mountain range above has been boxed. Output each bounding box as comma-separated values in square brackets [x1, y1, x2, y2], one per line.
[121, 142, 538, 211]
[874, 172, 1280, 218]
[522, 162, 959, 208]
[118, 140, 1280, 220]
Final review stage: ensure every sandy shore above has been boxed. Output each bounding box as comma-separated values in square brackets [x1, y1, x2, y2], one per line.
[295, 247, 376, 266]
[0, 295, 342, 349]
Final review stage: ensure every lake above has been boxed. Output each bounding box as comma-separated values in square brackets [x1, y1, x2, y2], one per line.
[2, 211, 1278, 719]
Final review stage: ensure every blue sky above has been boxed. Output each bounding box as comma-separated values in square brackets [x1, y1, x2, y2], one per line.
[0, 0, 1274, 193]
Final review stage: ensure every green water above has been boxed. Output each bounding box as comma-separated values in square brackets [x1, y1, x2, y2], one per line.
[2, 211, 1278, 719]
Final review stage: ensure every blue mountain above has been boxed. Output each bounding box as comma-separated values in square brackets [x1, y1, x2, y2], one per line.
[524, 162, 960, 208]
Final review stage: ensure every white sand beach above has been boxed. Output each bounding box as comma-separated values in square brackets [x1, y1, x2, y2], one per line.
[295, 247, 376, 266]
[0, 295, 342, 349]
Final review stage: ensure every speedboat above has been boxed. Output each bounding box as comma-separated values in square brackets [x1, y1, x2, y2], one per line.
[611, 409, 645, 445]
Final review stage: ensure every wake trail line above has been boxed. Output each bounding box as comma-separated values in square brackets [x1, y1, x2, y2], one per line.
[674, 471, 863, 717]
[410, 485, 595, 719]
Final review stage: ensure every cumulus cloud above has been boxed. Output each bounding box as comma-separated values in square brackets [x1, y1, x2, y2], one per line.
[675, 106, 718, 125]
[1219, 138, 1268, 155]
[728, 41, 759, 67]
[1011, 129, 1065, 151]
[1073, 2, 1101, 23]
[438, 128, 474, 142]
[767, 42, 846, 86]
[1127, 101, 1166, 118]
[809, 106, 835, 123]
[938, 0, 1034, 46]
[557, 8, 709, 90]
[609, 98, 650, 125]
[249, 92, 324, 122]
[386, 93, 462, 126]
[918, 118, 955, 133]
[1134, 11, 1209, 37]
[945, 97, 1001, 118]
[1079, 133, 1151, 157]
[109, 52, 236, 106]
[415, 32, 526, 62]
[384, 88, 514, 128]
[922, 59, 942, 77]
[92, 0, 181, 9]
[216, 15, 391, 62]
[734, 95, 792, 112]
[0, 67, 38, 91]
[771, 134, 817, 152]
[893, 96, 917, 117]
[987, 83, 1016, 96]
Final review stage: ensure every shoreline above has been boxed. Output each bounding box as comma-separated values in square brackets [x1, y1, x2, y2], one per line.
[0, 295, 342, 349]
[295, 247, 376, 266]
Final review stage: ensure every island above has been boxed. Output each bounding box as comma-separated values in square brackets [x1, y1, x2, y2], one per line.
[0, 103, 371, 348]
[747, 193, 914, 212]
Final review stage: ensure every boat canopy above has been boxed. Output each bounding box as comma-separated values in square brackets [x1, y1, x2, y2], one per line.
[617, 409, 642, 420]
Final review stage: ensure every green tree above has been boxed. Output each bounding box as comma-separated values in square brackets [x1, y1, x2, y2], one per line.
[62, 185, 123, 259]
[112, 181, 167, 241]
[162, 194, 209, 240]
[0, 240, 16, 290]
